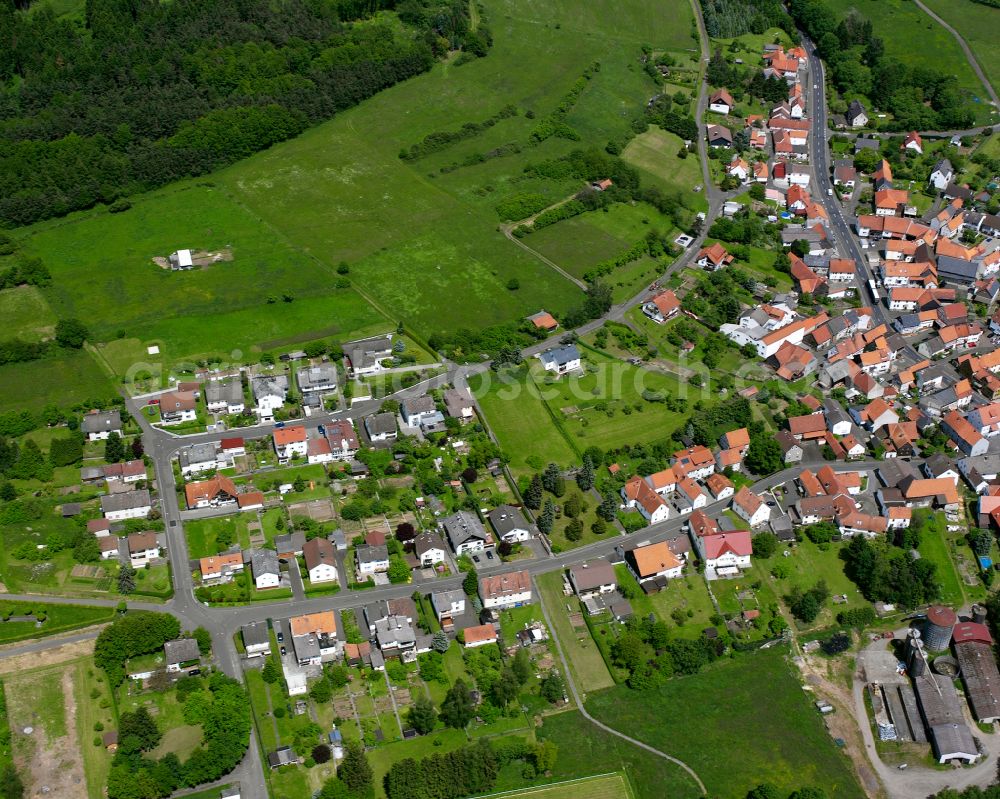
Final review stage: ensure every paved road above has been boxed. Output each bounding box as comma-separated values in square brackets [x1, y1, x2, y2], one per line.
[911, 0, 999, 110]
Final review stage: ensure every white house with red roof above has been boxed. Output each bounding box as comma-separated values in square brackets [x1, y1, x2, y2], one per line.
[273, 425, 308, 461]
[641, 290, 681, 324]
[693, 529, 752, 580]
[731, 486, 770, 527]
[621, 477, 670, 525]
[671, 445, 716, 480]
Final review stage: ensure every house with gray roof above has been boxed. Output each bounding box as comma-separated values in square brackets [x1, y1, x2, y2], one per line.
[364, 412, 397, 442]
[101, 489, 152, 521]
[164, 638, 201, 672]
[241, 621, 271, 658]
[297, 364, 338, 395]
[538, 344, 581, 375]
[205, 379, 245, 415]
[440, 511, 489, 555]
[81, 410, 122, 441]
[250, 549, 280, 589]
[487, 505, 531, 543]
[342, 336, 393, 378]
[251, 375, 287, 419]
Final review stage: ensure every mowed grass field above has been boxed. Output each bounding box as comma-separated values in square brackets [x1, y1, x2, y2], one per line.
[586, 647, 864, 799]
[824, 0, 991, 108]
[21, 184, 388, 356]
[622, 127, 705, 206]
[495, 773, 632, 799]
[917, 0, 1000, 98]
[0, 286, 57, 342]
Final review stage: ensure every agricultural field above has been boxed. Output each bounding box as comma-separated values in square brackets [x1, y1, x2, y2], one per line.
[913, 0, 1000, 100]
[586, 647, 865, 799]
[823, 0, 992, 115]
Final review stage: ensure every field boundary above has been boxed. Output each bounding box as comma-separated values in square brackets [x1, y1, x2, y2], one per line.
[473, 772, 633, 799]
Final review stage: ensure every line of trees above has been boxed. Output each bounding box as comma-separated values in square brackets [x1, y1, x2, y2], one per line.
[0, 0, 487, 226]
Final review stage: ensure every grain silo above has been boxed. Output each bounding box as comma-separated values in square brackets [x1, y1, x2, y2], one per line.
[924, 605, 958, 651]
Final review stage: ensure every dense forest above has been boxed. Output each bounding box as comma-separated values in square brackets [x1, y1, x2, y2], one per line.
[699, 0, 796, 39]
[0, 0, 488, 227]
[788, 0, 975, 130]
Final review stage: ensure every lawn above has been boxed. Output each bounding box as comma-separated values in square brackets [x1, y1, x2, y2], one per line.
[912, 0, 1000, 100]
[208, 0, 699, 340]
[622, 127, 705, 204]
[184, 515, 253, 559]
[537, 572, 615, 693]
[472, 369, 579, 474]
[915, 511, 966, 606]
[823, 0, 995, 121]
[474, 351, 706, 473]
[586, 647, 865, 799]
[0, 348, 115, 413]
[0, 601, 115, 644]
[72, 660, 117, 799]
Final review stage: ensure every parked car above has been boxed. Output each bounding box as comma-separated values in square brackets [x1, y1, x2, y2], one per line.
[280, 646, 287, 656]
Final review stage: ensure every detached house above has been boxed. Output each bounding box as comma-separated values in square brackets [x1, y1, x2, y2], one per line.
[413, 532, 447, 566]
[621, 476, 670, 524]
[356, 545, 390, 575]
[479, 570, 532, 609]
[642, 289, 681, 323]
[487, 505, 532, 543]
[251, 549, 280, 589]
[707, 124, 733, 148]
[82, 410, 122, 441]
[364, 412, 397, 442]
[273, 425, 308, 461]
[101, 489, 152, 521]
[205, 379, 245, 415]
[695, 530, 752, 580]
[568, 560, 617, 599]
[302, 537, 339, 584]
[342, 336, 394, 378]
[251, 375, 288, 419]
[127, 531, 159, 568]
[696, 243, 734, 271]
[708, 89, 734, 114]
[626, 541, 682, 584]
[441, 511, 490, 555]
[538, 345, 581, 375]
[732, 486, 770, 527]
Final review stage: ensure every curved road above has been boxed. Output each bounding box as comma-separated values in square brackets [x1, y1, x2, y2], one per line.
[912, 0, 999, 110]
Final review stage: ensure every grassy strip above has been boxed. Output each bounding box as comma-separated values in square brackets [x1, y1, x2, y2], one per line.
[0, 601, 116, 645]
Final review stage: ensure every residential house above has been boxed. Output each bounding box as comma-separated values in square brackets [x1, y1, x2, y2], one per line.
[401, 395, 438, 428]
[621, 476, 670, 525]
[104, 459, 146, 484]
[164, 639, 200, 673]
[696, 243, 734, 271]
[732, 486, 770, 527]
[356, 544, 390, 575]
[199, 552, 244, 582]
[930, 159, 954, 192]
[342, 336, 393, 378]
[205, 379, 245, 415]
[431, 590, 465, 630]
[698, 529, 753, 579]
[158, 390, 197, 425]
[707, 124, 733, 148]
[302, 537, 339, 584]
[101, 489, 152, 521]
[297, 364, 337, 397]
[626, 541, 682, 584]
[462, 624, 498, 649]
[568, 560, 617, 598]
[273, 425, 308, 461]
[642, 289, 681, 323]
[847, 100, 868, 128]
[443, 388, 475, 420]
[708, 88, 734, 114]
[942, 410, 989, 456]
[251, 549, 281, 589]
[487, 505, 532, 543]
[324, 420, 359, 460]
[479, 570, 532, 609]
[527, 311, 559, 332]
[672, 445, 716, 480]
[538, 345, 582, 375]
[413, 532, 447, 566]
[81, 410, 122, 441]
[127, 531, 159, 568]
[184, 475, 238, 509]
[178, 442, 226, 477]
[241, 621, 271, 658]
[251, 375, 288, 419]
[705, 472, 735, 501]
[364, 412, 397, 442]
[441, 511, 490, 555]
[902, 131, 923, 154]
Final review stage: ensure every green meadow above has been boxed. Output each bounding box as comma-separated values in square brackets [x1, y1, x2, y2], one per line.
[916, 0, 1000, 98]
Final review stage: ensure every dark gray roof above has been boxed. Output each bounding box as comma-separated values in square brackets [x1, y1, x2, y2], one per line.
[487, 505, 529, 537]
[413, 531, 445, 557]
[540, 344, 581, 367]
[179, 442, 219, 468]
[401, 395, 436, 416]
[936, 255, 979, 283]
[932, 158, 953, 175]
[441, 511, 488, 549]
[81, 410, 121, 434]
[569, 559, 617, 592]
[343, 336, 393, 370]
[241, 621, 269, 648]
[205, 378, 243, 404]
[297, 364, 338, 393]
[365, 412, 397, 436]
[847, 100, 866, 121]
[164, 638, 200, 666]
[356, 544, 389, 564]
[250, 548, 279, 577]
[100, 489, 151, 513]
